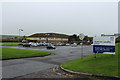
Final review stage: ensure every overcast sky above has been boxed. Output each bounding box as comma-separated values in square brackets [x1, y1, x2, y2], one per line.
[1, 2, 118, 36]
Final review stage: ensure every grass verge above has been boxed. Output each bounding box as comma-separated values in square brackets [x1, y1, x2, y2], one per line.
[0, 47, 50, 59]
[62, 43, 119, 76]
[1, 42, 19, 46]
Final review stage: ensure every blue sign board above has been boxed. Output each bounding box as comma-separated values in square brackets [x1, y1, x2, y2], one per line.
[93, 45, 115, 53]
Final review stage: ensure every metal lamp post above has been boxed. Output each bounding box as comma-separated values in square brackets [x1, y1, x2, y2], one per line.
[79, 33, 85, 58]
[18, 29, 23, 43]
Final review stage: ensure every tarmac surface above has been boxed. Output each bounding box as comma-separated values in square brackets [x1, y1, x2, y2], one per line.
[2, 45, 94, 78]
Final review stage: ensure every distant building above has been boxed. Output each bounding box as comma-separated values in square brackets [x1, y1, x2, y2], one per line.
[26, 33, 69, 43]
[101, 33, 120, 38]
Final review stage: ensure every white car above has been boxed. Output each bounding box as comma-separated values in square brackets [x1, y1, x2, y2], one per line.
[28, 42, 33, 45]
[66, 43, 70, 46]
[31, 43, 38, 47]
[71, 43, 77, 47]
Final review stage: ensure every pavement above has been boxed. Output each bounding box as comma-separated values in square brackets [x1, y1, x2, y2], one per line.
[2, 45, 94, 78]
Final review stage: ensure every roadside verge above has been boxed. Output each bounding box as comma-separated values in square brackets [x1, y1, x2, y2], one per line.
[1, 53, 51, 60]
[1, 47, 52, 60]
[60, 65, 120, 79]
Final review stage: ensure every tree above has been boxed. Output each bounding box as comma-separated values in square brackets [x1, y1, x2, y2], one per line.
[83, 36, 88, 42]
[68, 34, 79, 43]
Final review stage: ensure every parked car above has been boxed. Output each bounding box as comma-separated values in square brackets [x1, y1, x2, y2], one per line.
[66, 43, 70, 46]
[61, 43, 66, 46]
[56, 43, 61, 46]
[23, 43, 31, 47]
[31, 43, 38, 47]
[52, 43, 57, 46]
[18, 43, 23, 45]
[46, 44, 56, 49]
[71, 43, 77, 47]
[42, 42, 46, 46]
[37, 42, 44, 46]
[56, 43, 66, 46]
[28, 42, 33, 45]
[45, 43, 50, 46]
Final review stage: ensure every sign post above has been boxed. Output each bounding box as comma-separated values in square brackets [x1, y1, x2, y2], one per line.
[79, 33, 85, 58]
[93, 36, 115, 58]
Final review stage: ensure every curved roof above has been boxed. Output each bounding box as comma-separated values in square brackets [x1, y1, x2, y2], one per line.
[28, 33, 69, 38]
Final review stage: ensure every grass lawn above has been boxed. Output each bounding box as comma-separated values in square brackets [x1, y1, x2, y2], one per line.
[1, 42, 19, 46]
[0, 47, 50, 59]
[62, 43, 120, 76]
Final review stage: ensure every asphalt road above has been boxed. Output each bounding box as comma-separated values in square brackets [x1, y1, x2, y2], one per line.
[2, 45, 94, 78]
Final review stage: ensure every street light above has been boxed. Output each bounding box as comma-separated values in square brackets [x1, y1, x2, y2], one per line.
[18, 29, 23, 43]
[79, 33, 85, 58]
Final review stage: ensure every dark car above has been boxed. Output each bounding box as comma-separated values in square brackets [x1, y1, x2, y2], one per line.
[18, 43, 23, 46]
[23, 43, 31, 47]
[46, 44, 56, 49]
